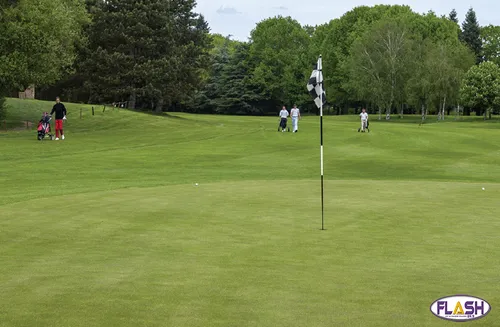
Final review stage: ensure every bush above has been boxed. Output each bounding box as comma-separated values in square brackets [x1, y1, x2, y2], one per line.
[348, 107, 358, 115]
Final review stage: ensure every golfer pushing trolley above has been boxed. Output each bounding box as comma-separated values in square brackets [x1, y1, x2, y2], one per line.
[358, 108, 369, 133]
[278, 106, 290, 132]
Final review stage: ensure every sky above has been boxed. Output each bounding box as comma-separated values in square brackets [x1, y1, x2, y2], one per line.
[194, 0, 498, 41]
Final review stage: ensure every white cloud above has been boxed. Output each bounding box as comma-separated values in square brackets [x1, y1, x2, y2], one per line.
[216, 6, 241, 15]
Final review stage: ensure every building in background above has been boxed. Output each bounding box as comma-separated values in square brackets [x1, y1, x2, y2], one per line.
[19, 86, 35, 99]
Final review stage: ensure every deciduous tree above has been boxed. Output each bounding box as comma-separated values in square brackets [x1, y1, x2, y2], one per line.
[481, 25, 500, 66]
[460, 61, 500, 119]
[348, 20, 412, 119]
[0, 0, 88, 91]
[248, 16, 311, 110]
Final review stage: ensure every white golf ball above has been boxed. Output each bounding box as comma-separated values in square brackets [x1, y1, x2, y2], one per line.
[195, 183, 199, 186]
[482, 187, 485, 191]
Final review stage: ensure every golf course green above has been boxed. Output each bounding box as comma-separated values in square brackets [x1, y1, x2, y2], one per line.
[1, 99, 499, 326]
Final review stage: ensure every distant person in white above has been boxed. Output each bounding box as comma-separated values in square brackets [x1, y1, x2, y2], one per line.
[290, 105, 301, 133]
[359, 108, 369, 132]
[279, 106, 289, 132]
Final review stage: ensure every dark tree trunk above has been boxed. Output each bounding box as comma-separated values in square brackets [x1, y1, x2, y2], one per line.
[155, 97, 164, 113]
[128, 92, 136, 110]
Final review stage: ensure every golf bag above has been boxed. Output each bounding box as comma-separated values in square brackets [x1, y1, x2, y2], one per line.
[278, 118, 290, 132]
[37, 112, 53, 140]
[358, 120, 370, 133]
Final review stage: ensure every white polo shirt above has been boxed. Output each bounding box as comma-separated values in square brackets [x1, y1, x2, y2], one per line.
[360, 112, 368, 121]
[280, 110, 289, 118]
[291, 108, 300, 117]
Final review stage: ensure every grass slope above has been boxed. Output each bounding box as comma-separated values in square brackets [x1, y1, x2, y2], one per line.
[1, 98, 499, 327]
[1, 99, 96, 129]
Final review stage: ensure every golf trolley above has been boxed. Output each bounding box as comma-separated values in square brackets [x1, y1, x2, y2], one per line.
[358, 120, 370, 133]
[278, 118, 290, 132]
[37, 113, 55, 140]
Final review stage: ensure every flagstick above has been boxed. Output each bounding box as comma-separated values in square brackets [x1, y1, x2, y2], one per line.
[319, 55, 325, 231]
[320, 101, 324, 230]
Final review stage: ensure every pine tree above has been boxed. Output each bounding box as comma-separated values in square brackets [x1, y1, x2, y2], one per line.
[217, 43, 262, 115]
[83, 0, 210, 111]
[192, 39, 231, 114]
[448, 9, 458, 24]
[461, 8, 483, 63]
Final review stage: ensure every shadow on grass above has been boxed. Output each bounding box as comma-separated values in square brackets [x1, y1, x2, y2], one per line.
[371, 115, 500, 125]
[115, 107, 190, 120]
[163, 113, 189, 120]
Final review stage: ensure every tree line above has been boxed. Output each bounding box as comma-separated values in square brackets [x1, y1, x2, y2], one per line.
[2, 1, 500, 118]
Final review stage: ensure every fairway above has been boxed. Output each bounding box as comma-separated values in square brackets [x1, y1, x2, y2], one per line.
[1, 100, 500, 326]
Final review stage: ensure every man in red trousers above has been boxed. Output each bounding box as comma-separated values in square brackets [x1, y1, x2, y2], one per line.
[50, 97, 67, 140]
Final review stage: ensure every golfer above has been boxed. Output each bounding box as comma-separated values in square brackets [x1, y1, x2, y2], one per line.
[50, 97, 67, 140]
[290, 105, 301, 133]
[359, 108, 369, 132]
[279, 106, 289, 132]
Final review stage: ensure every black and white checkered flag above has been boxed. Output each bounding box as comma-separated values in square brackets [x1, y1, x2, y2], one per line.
[307, 56, 326, 108]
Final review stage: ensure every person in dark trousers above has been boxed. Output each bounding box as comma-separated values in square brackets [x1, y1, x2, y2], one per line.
[50, 97, 67, 140]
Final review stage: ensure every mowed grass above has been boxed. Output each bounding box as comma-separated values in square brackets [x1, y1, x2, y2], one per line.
[1, 98, 96, 129]
[1, 98, 500, 326]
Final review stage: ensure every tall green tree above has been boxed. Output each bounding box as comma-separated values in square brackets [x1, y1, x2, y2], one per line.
[185, 35, 266, 115]
[313, 5, 421, 112]
[303, 25, 316, 37]
[348, 20, 413, 119]
[0, 0, 87, 117]
[406, 38, 434, 120]
[189, 36, 231, 113]
[0, 0, 88, 92]
[481, 25, 500, 66]
[428, 42, 474, 120]
[449, 9, 459, 24]
[248, 16, 311, 111]
[209, 34, 237, 56]
[461, 8, 483, 63]
[403, 11, 469, 119]
[215, 43, 262, 114]
[460, 61, 500, 119]
[83, 0, 210, 112]
[197, 34, 237, 87]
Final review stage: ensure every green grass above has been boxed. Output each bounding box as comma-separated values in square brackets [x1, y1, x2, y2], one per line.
[1, 98, 499, 326]
[0, 99, 98, 129]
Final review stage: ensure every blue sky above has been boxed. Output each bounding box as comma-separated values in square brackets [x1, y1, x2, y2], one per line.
[195, 0, 498, 41]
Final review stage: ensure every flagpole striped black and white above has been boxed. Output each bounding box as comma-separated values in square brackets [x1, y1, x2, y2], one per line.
[307, 55, 326, 231]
